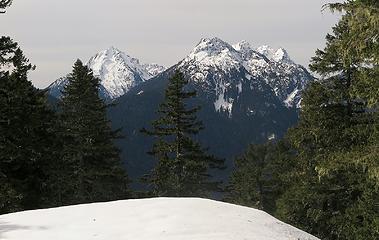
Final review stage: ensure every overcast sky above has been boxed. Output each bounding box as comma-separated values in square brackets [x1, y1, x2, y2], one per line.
[1, 0, 342, 88]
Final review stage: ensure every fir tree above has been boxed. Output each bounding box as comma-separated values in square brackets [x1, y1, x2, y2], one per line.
[0, 0, 12, 13]
[274, 2, 379, 239]
[228, 140, 295, 214]
[0, 38, 58, 213]
[57, 59, 130, 205]
[142, 70, 224, 197]
[228, 143, 270, 210]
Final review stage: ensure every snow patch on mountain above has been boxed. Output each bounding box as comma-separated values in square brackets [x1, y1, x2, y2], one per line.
[284, 88, 300, 108]
[143, 63, 167, 77]
[0, 198, 319, 240]
[48, 47, 166, 100]
[237, 81, 243, 94]
[214, 83, 234, 117]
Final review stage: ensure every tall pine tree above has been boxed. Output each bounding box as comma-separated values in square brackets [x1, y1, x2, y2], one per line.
[142, 70, 224, 197]
[56, 59, 130, 205]
[274, 1, 379, 239]
[0, 37, 58, 213]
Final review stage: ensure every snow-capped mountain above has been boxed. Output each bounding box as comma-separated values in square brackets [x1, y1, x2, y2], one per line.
[178, 38, 278, 117]
[46, 37, 312, 185]
[181, 37, 243, 73]
[250, 43, 312, 108]
[47, 47, 166, 100]
[109, 37, 303, 182]
[178, 37, 312, 112]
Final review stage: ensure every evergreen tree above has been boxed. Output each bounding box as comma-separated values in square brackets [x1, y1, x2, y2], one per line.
[274, 2, 379, 239]
[0, 38, 58, 213]
[57, 59, 130, 205]
[229, 2, 379, 239]
[142, 70, 224, 197]
[228, 143, 271, 210]
[0, 0, 12, 13]
[0, 36, 17, 66]
[228, 140, 295, 214]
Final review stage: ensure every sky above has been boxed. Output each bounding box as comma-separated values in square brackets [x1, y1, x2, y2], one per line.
[1, 0, 342, 89]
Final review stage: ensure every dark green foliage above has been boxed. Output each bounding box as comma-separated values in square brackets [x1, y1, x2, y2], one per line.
[0, 37, 17, 64]
[273, 1, 379, 239]
[142, 70, 225, 197]
[275, 55, 379, 240]
[0, 38, 58, 214]
[228, 143, 272, 210]
[228, 1, 379, 239]
[56, 60, 130, 205]
[0, 0, 12, 13]
[276, 147, 379, 240]
[228, 140, 294, 214]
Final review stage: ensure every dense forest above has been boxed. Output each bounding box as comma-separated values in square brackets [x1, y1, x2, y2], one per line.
[1, 0, 378, 239]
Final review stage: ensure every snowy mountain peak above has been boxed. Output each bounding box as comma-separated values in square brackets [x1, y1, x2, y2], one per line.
[190, 37, 239, 58]
[94, 46, 141, 65]
[86, 47, 152, 99]
[104, 46, 123, 55]
[88, 47, 146, 79]
[182, 37, 242, 71]
[256, 45, 292, 64]
[48, 47, 166, 100]
[178, 37, 313, 112]
[273, 48, 292, 63]
[197, 37, 230, 48]
[233, 40, 267, 62]
[256, 45, 275, 57]
[232, 40, 252, 53]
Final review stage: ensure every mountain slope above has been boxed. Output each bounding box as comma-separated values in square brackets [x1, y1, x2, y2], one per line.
[109, 38, 303, 183]
[0, 198, 319, 240]
[47, 47, 166, 100]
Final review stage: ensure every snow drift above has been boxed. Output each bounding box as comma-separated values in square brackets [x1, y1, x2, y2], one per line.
[0, 198, 318, 240]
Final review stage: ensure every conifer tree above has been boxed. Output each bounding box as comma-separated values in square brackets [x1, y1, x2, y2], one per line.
[57, 59, 130, 205]
[228, 144, 271, 210]
[0, 0, 12, 13]
[228, 140, 294, 214]
[0, 38, 58, 213]
[274, 2, 379, 239]
[142, 70, 224, 197]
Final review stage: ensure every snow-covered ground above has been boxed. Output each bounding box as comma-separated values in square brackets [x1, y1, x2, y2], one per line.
[0, 198, 318, 240]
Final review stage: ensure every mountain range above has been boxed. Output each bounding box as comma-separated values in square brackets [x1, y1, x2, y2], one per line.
[48, 37, 314, 186]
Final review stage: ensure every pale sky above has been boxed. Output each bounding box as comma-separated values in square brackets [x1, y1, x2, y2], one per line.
[1, 0, 341, 88]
